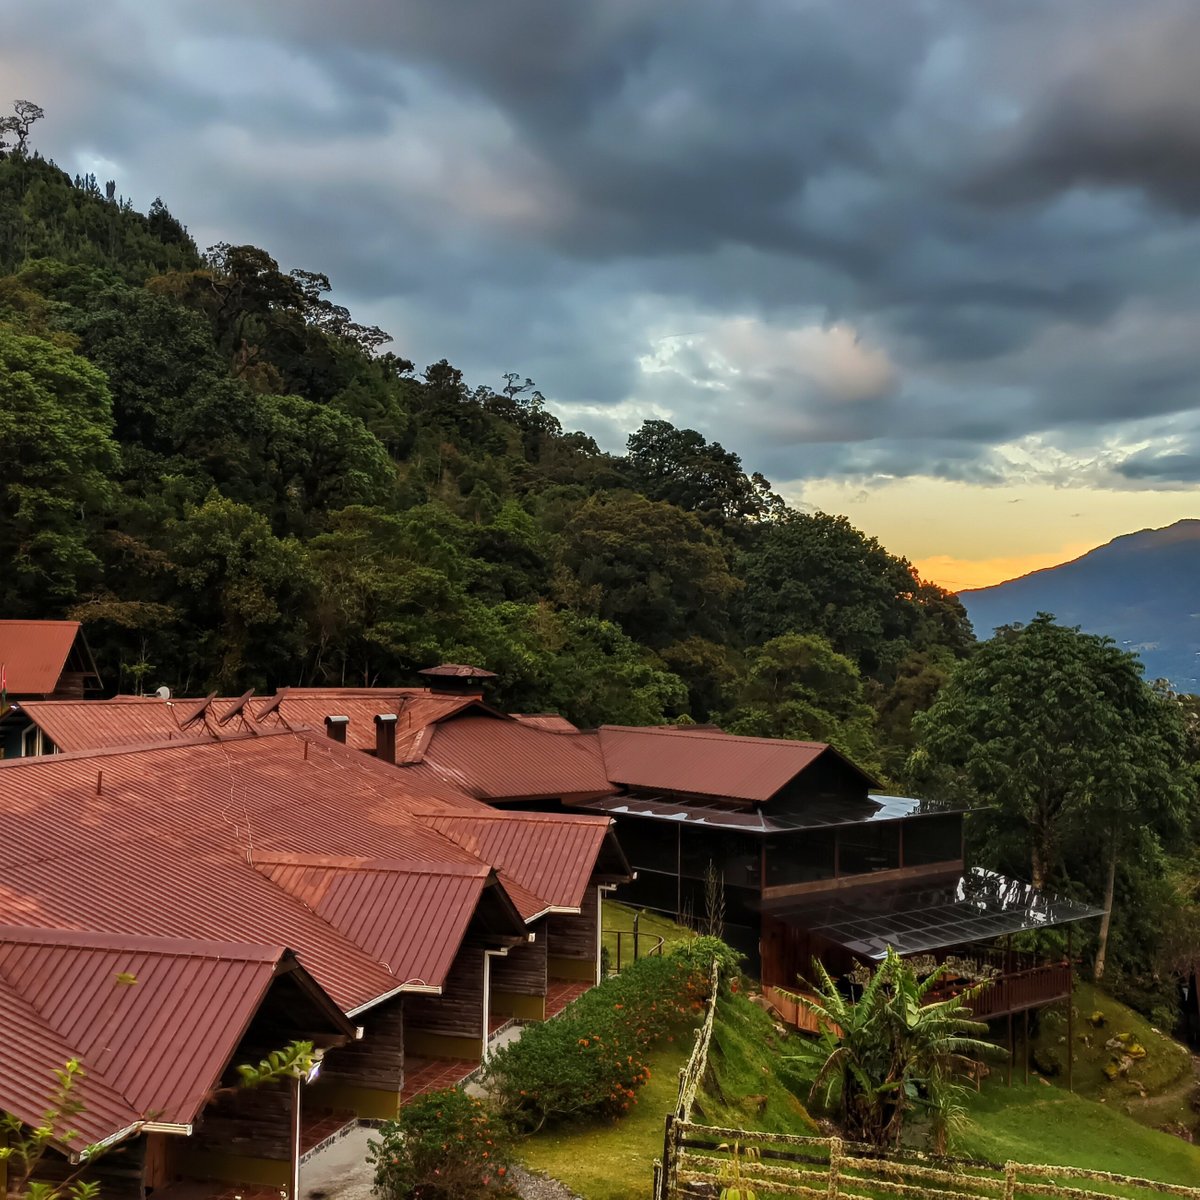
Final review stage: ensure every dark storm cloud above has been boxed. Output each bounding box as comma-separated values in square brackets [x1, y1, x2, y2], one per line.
[9, 0, 1200, 489]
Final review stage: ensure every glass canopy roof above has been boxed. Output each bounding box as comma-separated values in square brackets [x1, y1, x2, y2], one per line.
[762, 868, 1106, 959]
[576, 791, 970, 832]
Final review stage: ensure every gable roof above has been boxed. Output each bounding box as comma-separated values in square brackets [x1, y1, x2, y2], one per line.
[419, 810, 627, 913]
[0, 729, 617, 1007]
[0, 621, 95, 696]
[596, 725, 878, 802]
[254, 856, 504, 988]
[410, 714, 615, 800]
[0, 928, 351, 1151]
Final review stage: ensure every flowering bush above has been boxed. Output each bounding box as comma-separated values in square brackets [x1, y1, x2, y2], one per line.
[483, 942, 727, 1131]
[368, 1088, 513, 1199]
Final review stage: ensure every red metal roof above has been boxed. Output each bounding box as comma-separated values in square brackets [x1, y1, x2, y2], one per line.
[414, 715, 615, 801]
[0, 731, 614, 1001]
[0, 973, 140, 1149]
[261, 692, 483, 752]
[12, 697, 195, 751]
[256, 856, 491, 988]
[512, 713, 580, 733]
[596, 725, 871, 802]
[420, 811, 615, 912]
[0, 929, 349, 1150]
[0, 621, 83, 695]
[419, 663, 497, 679]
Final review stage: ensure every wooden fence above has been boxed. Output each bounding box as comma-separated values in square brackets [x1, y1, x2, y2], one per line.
[654, 978, 1200, 1200]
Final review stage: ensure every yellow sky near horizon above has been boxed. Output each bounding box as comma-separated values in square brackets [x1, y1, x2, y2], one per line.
[783, 477, 1199, 592]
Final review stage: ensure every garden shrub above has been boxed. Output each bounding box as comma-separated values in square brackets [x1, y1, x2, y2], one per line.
[483, 941, 725, 1131]
[368, 1088, 512, 1199]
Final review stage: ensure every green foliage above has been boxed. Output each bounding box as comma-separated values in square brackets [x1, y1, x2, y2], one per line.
[913, 615, 1197, 1000]
[723, 633, 882, 776]
[0, 1060, 101, 1200]
[483, 945, 720, 1131]
[0, 327, 118, 611]
[0, 125, 977, 767]
[790, 947, 997, 1153]
[368, 1088, 511, 1200]
[737, 511, 972, 680]
[234, 1039, 316, 1088]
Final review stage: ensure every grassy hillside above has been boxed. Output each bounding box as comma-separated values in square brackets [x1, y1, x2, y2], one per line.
[1021, 980, 1198, 1135]
[959, 1079, 1200, 1186]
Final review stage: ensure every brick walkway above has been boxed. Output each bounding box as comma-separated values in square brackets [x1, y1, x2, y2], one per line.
[545, 979, 590, 1018]
[400, 1055, 477, 1102]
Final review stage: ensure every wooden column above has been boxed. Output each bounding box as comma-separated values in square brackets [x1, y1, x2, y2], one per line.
[1067, 924, 1075, 1093]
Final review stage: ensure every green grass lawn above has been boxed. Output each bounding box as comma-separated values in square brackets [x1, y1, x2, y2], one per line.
[600, 901, 693, 972]
[517, 1039, 691, 1200]
[1018, 980, 1198, 1133]
[956, 1075, 1200, 1187]
[519, 931, 1200, 1198]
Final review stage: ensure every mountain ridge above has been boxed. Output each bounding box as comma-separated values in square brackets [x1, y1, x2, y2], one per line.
[959, 518, 1200, 689]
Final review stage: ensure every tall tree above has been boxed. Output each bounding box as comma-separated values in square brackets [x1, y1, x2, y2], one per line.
[724, 633, 881, 775]
[738, 511, 971, 680]
[0, 327, 118, 611]
[557, 492, 740, 648]
[913, 615, 1194, 978]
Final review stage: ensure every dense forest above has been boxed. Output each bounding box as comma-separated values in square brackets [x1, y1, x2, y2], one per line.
[0, 114, 1195, 1026]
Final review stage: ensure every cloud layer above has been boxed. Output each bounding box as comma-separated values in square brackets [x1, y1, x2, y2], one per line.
[8, 0, 1200, 495]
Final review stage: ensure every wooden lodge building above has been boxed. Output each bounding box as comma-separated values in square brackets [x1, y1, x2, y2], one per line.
[0, 619, 101, 708]
[0, 720, 626, 1194]
[0, 661, 1106, 1191]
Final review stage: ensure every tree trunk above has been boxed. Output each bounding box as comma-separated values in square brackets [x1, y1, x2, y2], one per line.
[1030, 842, 1047, 891]
[1092, 835, 1118, 983]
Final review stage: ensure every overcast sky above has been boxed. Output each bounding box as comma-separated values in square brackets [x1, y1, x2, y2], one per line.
[6, 0, 1200, 586]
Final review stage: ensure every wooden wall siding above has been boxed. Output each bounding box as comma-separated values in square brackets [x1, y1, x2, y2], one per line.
[190, 1079, 292, 1162]
[406, 943, 486, 1038]
[321, 994, 404, 1090]
[17, 1139, 147, 1200]
[491, 926, 547, 995]
[50, 671, 88, 699]
[547, 888, 598, 961]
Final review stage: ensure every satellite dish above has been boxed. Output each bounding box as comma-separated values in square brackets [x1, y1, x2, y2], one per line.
[155, 686, 171, 700]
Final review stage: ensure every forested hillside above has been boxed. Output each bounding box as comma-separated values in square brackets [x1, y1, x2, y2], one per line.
[0, 141, 973, 775]
[2, 121, 1198, 1035]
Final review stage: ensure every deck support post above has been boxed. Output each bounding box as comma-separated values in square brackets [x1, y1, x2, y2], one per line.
[1067, 925, 1074, 1093]
[1006, 1011, 1013, 1087]
[1022, 1008, 1029, 1085]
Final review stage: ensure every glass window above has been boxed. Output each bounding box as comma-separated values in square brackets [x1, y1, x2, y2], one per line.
[616, 819, 677, 874]
[765, 830, 836, 886]
[903, 815, 963, 866]
[838, 824, 900, 876]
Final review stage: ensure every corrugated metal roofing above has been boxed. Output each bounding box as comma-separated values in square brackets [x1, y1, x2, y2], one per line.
[0, 620, 82, 695]
[596, 725, 875, 802]
[258, 691, 483, 752]
[256, 856, 490, 987]
[512, 714, 580, 733]
[421, 812, 613, 911]
[419, 663, 496, 679]
[0, 730, 614, 1001]
[416, 716, 615, 800]
[0, 972, 140, 1149]
[0, 930, 297, 1133]
[12, 697, 197, 751]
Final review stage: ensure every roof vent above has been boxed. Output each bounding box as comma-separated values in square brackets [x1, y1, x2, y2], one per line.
[324, 714, 350, 744]
[418, 663, 496, 697]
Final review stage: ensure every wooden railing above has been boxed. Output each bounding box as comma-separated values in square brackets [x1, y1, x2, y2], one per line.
[927, 960, 1072, 1021]
[663, 1124, 1200, 1200]
[655, 979, 1200, 1200]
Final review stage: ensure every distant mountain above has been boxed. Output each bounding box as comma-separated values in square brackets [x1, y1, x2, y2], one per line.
[959, 519, 1200, 691]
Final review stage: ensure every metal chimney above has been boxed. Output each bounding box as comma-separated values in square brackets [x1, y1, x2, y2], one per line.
[374, 713, 398, 764]
[324, 714, 349, 744]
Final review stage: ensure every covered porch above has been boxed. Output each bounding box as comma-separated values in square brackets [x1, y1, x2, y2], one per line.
[761, 868, 1104, 1039]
